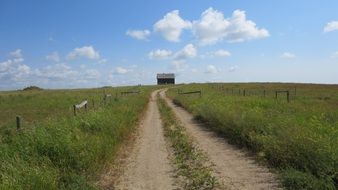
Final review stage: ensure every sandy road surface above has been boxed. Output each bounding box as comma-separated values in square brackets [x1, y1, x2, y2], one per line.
[160, 90, 281, 190]
[114, 90, 175, 190]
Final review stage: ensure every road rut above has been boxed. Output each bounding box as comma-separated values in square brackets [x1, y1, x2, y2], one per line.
[114, 90, 175, 190]
[160, 90, 281, 190]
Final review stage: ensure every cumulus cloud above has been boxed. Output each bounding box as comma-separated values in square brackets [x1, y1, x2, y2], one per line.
[281, 52, 296, 59]
[114, 66, 130, 74]
[205, 65, 218, 74]
[126, 29, 151, 40]
[175, 43, 197, 60]
[324, 21, 338, 33]
[36, 63, 102, 86]
[192, 8, 230, 45]
[148, 49, 173, 59]
[154, 10, 192, 42]
[192, 8, 269, 45]
[0, 48, 106, 89]
[67, 46, 100, 60]
[148, 44, 197, 72]
[10, 49, 23, 58]
[46, 52, 60, 62]
[35, 63, 78, 81]
[214, 49, 231, 57]
[226, 10, 270, 42]
[0, 55, 31, 84]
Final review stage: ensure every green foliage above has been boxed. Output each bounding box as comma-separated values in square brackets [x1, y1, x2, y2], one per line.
[168, 83, 338, 190]
[157, 96, 217, 190]
[0, 86, 154, 189]
[22, 86, 43, 91]
[281, 169, 335, 190]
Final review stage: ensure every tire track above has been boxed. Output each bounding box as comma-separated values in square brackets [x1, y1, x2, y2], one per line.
[114, 90, 176, 190]
[160, 90, 281, 190]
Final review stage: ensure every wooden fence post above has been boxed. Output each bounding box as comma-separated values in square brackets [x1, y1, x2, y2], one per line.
[16, 116, 21, 130]
[73, 105, 76, 116]
[263, 90, 266, 97]
[243, 89, 246, 96]
[287, 91, 290, 103]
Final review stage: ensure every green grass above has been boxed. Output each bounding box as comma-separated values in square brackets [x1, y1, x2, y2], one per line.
[0, 86, 155, 189]
[167, 83, 338, 190]
[157, 94, 217, 190]
[0, 87, 145, 126]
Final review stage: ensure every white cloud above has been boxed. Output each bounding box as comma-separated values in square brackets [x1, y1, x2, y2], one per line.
[171, 60, 186, 70]
[10, 49, 23, 58]
[228, 65, 238, 72]
[114, 66, 129, 74]
[324, 21, 338, 33]
[175, 43, 197, 60]
[17, 64, 31, 74]
[148, 49, 173, 59]
[126, 29, 151, 40]
[46, 52, 60, 62]
[154, 10, 192, 42]
[192, 8, 269, 45]
[0, 48, 106, 89]
[0, 56, 31, 84]
[226, 10, 270, 42]
[281, 52, 296, 59]
[205, 65, 218, 74]
[35, 63, 78, 81]
[331, 51, 338, 58]
[98, 59, 108, 64]
[67, 46, 100, 60]
[84, 69, 100, 80]
[192, 8, 230, 45]
[214, 49, 231, 57]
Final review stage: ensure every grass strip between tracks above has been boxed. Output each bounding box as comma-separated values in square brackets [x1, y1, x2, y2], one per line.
[157, 94, 218, 190]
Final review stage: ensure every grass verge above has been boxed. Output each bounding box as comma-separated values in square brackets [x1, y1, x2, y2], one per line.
[157, 94, 217, 190]
[0, 87, 152, 189]
[167, 83, 337, 190]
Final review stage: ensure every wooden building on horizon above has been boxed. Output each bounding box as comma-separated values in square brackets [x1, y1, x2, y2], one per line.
[157, 73, 175, 85]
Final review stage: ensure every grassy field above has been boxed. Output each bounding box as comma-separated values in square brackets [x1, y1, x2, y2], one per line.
[167, 83, 338, 190]
[0, 86, 155, 189]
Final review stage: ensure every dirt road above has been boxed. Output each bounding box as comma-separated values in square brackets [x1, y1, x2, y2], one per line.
[160, 90, 281, 190]
[114, 90, 175, 190]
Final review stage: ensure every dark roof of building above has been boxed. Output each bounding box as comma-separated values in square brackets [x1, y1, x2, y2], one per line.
[157, 73, 175, 79]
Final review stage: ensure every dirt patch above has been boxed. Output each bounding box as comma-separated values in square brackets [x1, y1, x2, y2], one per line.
[112, 90, 176, 190]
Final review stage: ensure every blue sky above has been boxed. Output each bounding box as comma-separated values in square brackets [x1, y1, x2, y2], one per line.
[1, 0, 338, 90]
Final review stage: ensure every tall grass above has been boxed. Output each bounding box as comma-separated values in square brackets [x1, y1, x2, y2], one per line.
[168, 83, 338, 190]
[0, 86, 154, 189]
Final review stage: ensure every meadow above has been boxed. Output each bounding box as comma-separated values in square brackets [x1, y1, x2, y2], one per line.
[167, 83, 338, 190]
[0, 86, 154, 189]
